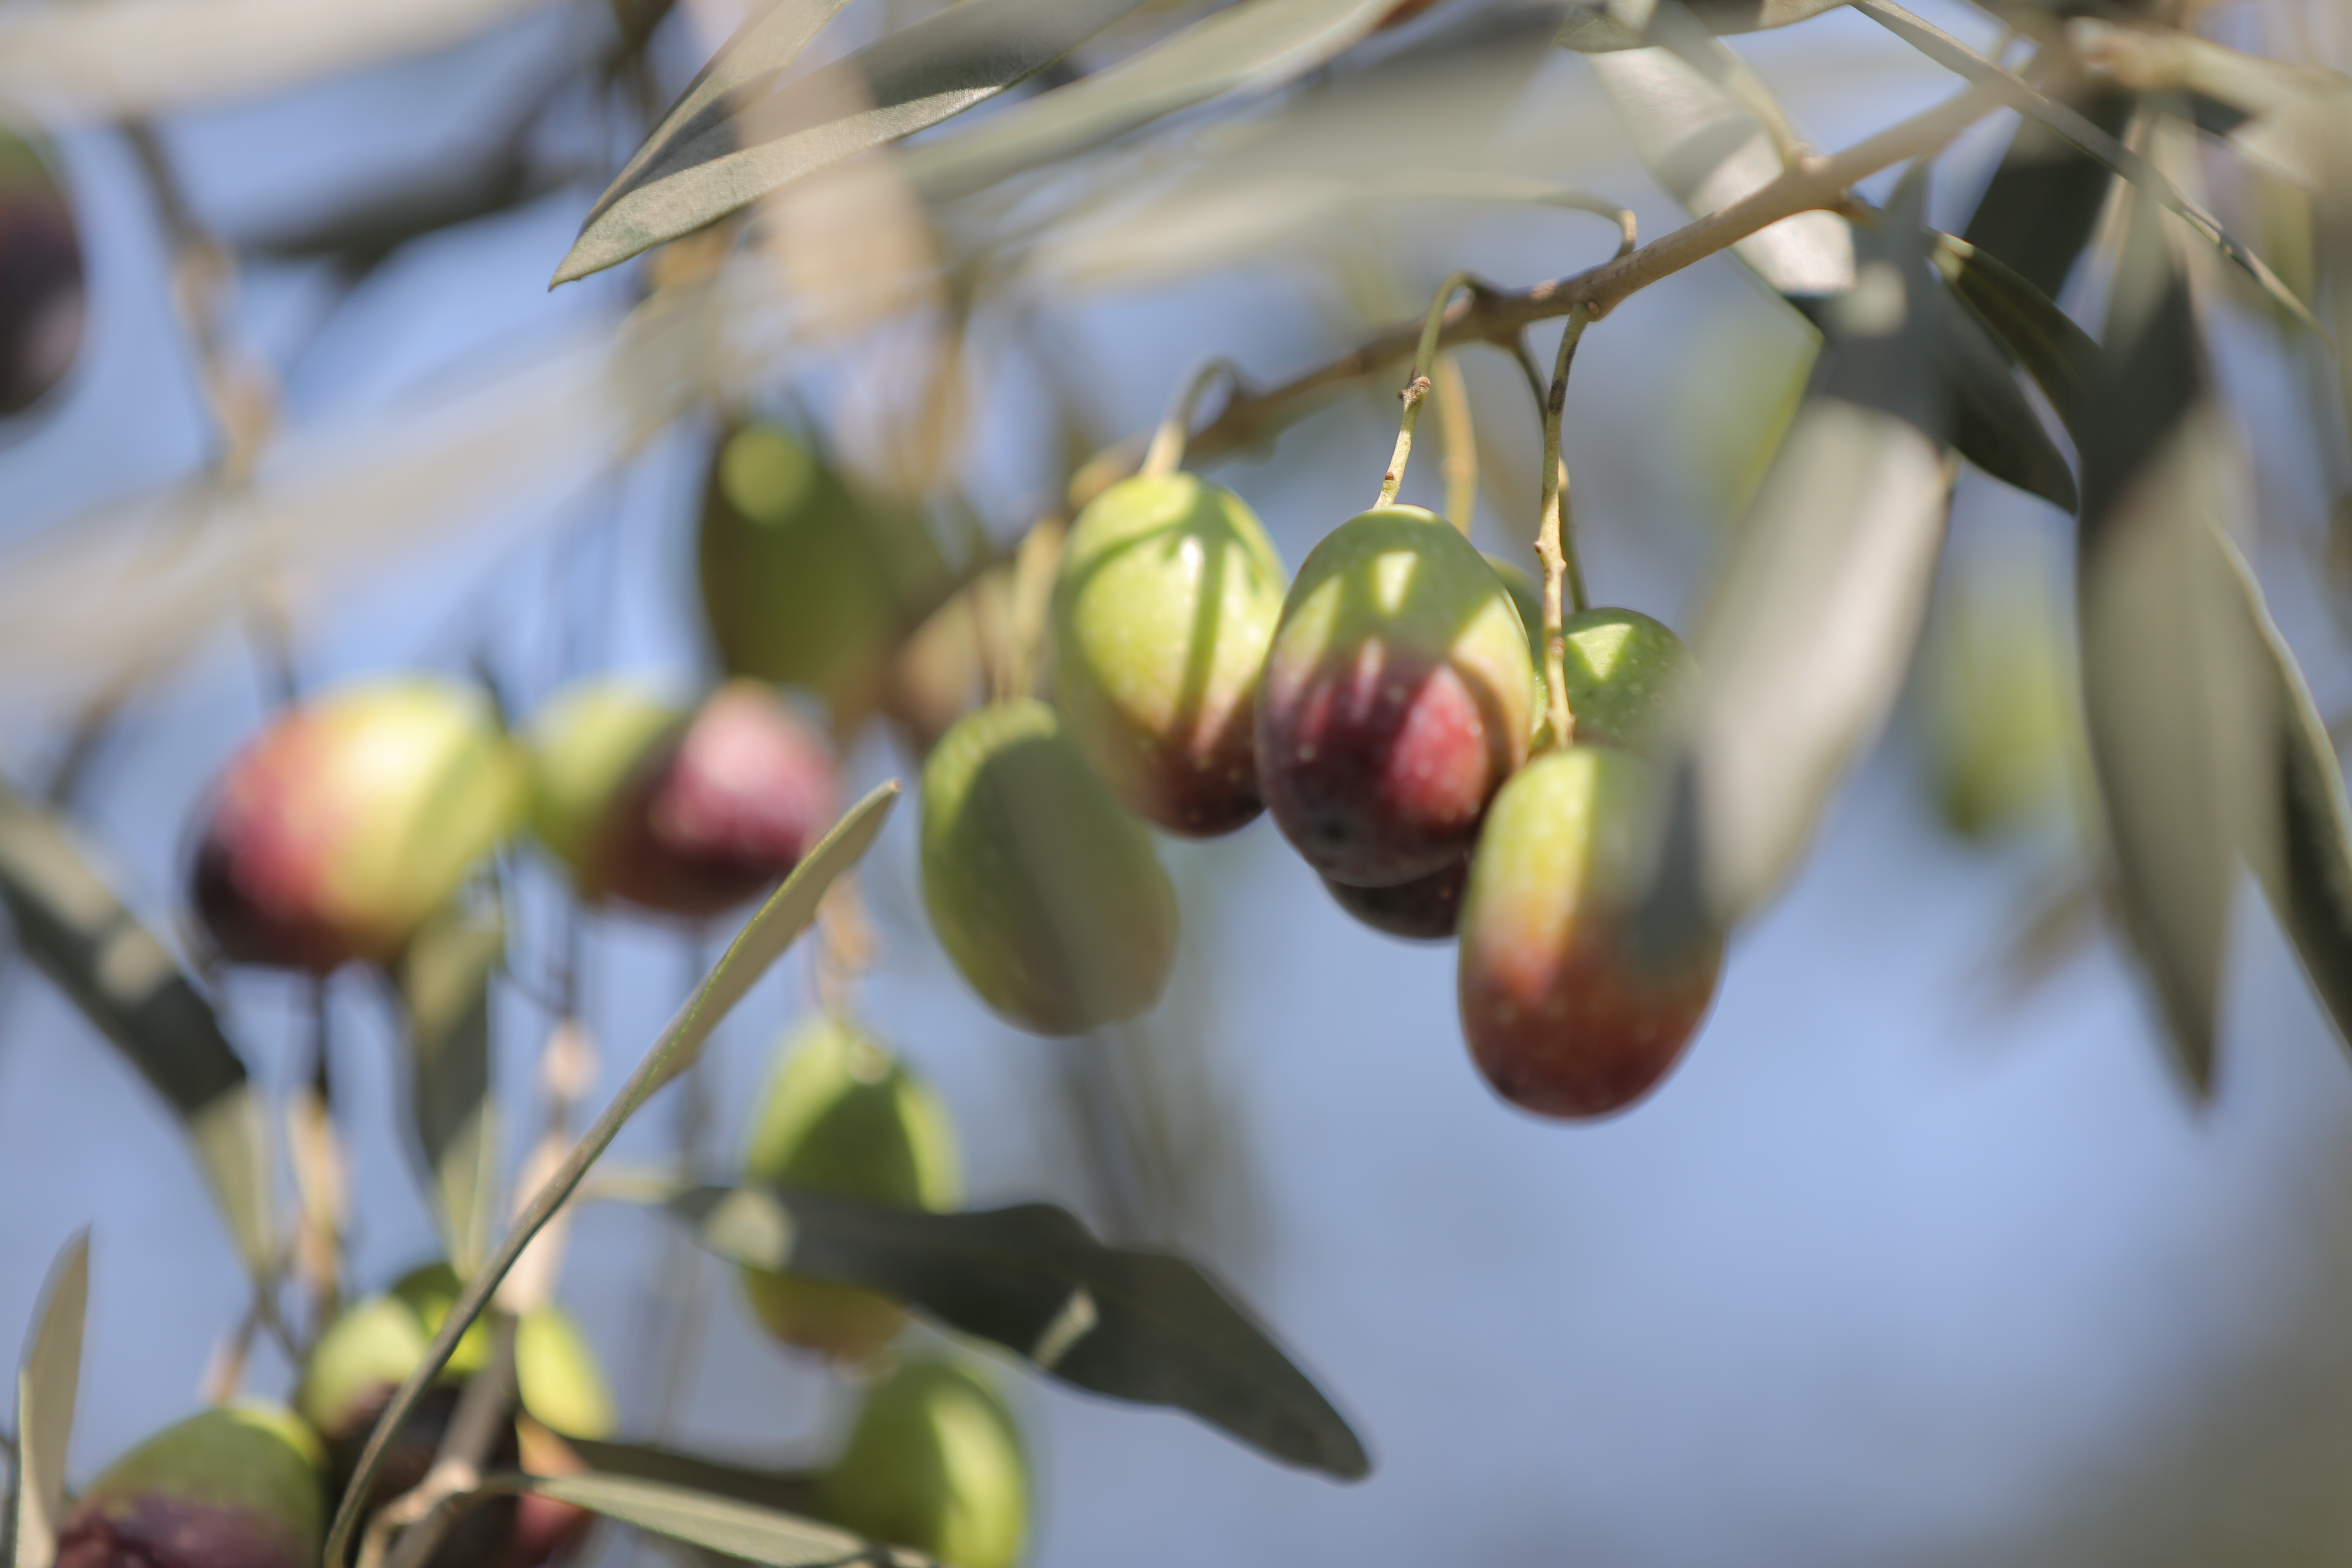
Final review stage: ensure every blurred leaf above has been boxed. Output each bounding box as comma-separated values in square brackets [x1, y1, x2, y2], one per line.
[561, 1439, 819, 1516]
[1962, 70, 2133, 300]
[1639, 184, 1953, 940]
[1555, 0, 1849, 52]
[650, 1181, 1371, 1481]
[481, 1471, 932, 1568]
[1856, 1, 2322, 338]
[0, 786, 275, 1280]
[324, 783, 901, 1568]
[557, 0, 1150, 284]
[1586, 46, 1854, 295]
[9, 1232, 87, 1568]
[392, 903, 504, 1278]
[1931, 232, 2100, 436]
[906, 0, 1399, 200]
[1025, 8, 1569, 289]
[2209, 532, 2352, 1064]
[1592, 41, 2071, 509]
[0, 0, 555, 122]
[2071, 204, 2272, 1093]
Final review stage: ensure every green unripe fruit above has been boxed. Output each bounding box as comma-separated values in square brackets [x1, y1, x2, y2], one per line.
[56, 1402, 326, 1568]
[1258, 507, 1536, 887]
[814, 1359, 1027, 1568]
[1555, 608, 1695, 759]
[1456, 747, 1722, 1118]
[191, 678, 522, 972]
[697, 425, 944, 697]
[1050, 473, 1287, 837]
[739, 1017, 962, 1361]
[1920, 553, 2084, 841]
[920, 699, 1179, 1035]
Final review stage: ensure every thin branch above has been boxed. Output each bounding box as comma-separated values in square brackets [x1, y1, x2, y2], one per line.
[1174, 80, 2007, 469]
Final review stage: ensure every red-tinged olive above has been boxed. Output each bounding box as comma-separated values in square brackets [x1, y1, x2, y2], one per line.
[1051, 472, 1287, 837]
[297, 1265, 615, 1568]
[191, 679, 520, 972]
[56, 1403, 326, 1568]
[526, 677, 838, 919]
[1321, 858, 1468, 942]
[1257, 507, 1534, 886]
[919, 699, 1178, 1035]
[0, 127, 84, 418]
[1456, 747, 1722, 1118]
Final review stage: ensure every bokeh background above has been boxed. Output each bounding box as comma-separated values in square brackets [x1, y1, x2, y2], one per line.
[8, 0, 2352, 1563]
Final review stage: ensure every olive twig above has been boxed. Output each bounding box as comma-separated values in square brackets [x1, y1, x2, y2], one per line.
[1375, 271, 1482, 509]
[1431, 353, 1478, 539]
[1535, 306, 1593, 749]
[1155, 78, 2005, 470]
[1140, 358, 1246, 479]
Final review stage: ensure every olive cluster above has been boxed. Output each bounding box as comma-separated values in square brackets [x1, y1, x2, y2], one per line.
[919, 457, 1726, 1120]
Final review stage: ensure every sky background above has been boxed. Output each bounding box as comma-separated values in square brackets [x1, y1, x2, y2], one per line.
[8, 1, 2352, 1564]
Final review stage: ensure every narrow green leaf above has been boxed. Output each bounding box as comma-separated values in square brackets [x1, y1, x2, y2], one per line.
[651, 1183, 1371, 1481]
[1855, 0, 2326, 342]
[555, 0, 1149, 284]
[906, 0, 1397, 200]
[479, 1471, 933, 1568]
[323, 782, 902, 1568]
[392, 902, 504, 1277]
[1931, 231, 2101, 437]
[2071, 205, 2271, 1092]
[0, 785, 275, 1280]
[1961, 75, 2134, 301]
[11, 1231, 88, 1568]
[561, 1439, 818, 1516]
[2209, 532, 2352, 1057]
[1638, 187, 1953, 942]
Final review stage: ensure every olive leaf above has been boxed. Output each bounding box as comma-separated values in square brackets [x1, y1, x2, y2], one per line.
[0, 785, 276, 1281]
[9, 1231, 88, 1568]
[904, 0, 1401, 202]
[1637, 178, 1954, 943]
[1930, 232, 2100, 434]
[478, 1471, 934, 1568]
[1856, 0, 2323, 338]
[560, 1439, 820, 1516]
[646, 1181, 1372, 1481]
[2209, 532, 2352, 1060]
[324, 782, 902, 1568]
[1962, 74, 2134, 301]
[390, 901, 504, 1278]
[555, 0, 1151, 284]
[2069, 201, 2271, 1093]
[0, 0, 554, 122]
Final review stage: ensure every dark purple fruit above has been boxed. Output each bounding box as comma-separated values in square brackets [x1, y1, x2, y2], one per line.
[57, 1403, 325, 1568]
[1321, 858, 1468, 942]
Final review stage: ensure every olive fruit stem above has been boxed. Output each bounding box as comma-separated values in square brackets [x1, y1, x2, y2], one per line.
[1140, 358, 1246, 478]
[1432, 353, 1478, 539]
[1535, 306, 1593, 748]
[1376, 271, 1483, 509]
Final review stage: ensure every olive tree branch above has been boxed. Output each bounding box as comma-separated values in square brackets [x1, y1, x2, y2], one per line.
[1174, 79, 2006, 468]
